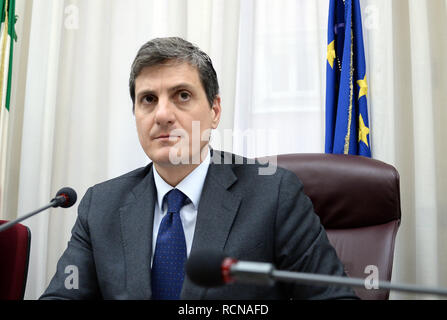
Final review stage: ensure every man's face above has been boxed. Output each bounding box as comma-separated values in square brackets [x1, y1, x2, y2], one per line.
[134, 61, 221, 167]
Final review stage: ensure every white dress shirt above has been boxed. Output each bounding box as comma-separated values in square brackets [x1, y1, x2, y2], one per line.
[151, 149, 211, 265]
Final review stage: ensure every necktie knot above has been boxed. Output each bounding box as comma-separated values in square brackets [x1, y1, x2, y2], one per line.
[165, 189, 187, 214]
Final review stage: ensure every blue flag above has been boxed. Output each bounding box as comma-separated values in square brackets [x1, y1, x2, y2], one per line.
[325, 0, 371, 157]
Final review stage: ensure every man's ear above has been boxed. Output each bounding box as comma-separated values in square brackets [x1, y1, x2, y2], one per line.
[211, 96, 221, 129]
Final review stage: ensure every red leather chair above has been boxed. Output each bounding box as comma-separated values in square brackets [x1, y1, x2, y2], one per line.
[0, 220, 31, 300]
[276, 153, 401, 300]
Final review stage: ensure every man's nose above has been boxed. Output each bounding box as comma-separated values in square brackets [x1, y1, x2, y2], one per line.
[154, 97, 176, 126]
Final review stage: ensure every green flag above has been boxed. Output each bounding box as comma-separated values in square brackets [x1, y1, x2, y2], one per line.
[0, 0, 17, 215]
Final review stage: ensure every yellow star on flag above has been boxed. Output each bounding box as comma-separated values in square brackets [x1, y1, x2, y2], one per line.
[357, 75, 368, 100]
[327, 40, 336, 69]
[358, 114, 370, 147]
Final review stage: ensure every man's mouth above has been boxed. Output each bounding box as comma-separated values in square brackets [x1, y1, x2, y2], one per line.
[154, 134, 181, 140]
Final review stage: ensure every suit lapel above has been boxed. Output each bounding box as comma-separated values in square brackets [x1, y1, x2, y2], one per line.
[119, 164, 156, 299]
[181, 151, 242, 299]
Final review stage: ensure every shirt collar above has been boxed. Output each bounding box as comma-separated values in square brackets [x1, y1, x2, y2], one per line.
[152, 148, 211, 210]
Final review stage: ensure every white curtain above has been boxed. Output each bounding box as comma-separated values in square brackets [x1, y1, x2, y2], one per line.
[233, 0, 329, 158]
[3, 0, 447, 299]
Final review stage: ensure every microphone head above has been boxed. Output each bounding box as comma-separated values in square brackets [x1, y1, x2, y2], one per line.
[55, 187, 77, 208]
[186, 249, 228, 287]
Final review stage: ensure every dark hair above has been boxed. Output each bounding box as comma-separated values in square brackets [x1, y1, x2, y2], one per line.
[129, 37, 219, 112]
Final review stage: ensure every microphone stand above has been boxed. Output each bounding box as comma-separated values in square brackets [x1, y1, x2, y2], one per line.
[272, 270, 447, 297]
[0, 196, 64, 233]
[229, 261, 447, 297]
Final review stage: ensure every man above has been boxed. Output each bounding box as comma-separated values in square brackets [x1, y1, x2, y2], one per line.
[41, 37, 357, 299]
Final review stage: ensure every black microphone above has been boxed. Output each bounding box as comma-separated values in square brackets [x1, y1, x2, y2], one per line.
[186, 250, 231, 287]
[50, 187, 77, 208]
[0, 187, 77, 233]
[186, 249, 447, 297]
[186, 250, 276, 287]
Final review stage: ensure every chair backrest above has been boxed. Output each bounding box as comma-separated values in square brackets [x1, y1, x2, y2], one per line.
[276, 153, 401, 300]
[0, 220, 31, 300]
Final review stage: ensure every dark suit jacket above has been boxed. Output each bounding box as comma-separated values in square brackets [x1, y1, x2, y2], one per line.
[41, 150, 357, 299]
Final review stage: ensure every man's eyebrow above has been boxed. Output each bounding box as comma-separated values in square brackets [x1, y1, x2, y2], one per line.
[136, 83, 196, 100]
[168, 83, 195, 93]
[136, 89, 155, 99]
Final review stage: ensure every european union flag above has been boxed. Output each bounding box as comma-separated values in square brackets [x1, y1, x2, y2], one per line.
[325, 0, 371, 157]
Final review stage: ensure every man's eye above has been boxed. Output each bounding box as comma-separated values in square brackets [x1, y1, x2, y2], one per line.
[142, 95, 156, 104]
[178, 91, 191, 102]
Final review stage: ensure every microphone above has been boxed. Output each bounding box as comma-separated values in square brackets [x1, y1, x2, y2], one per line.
[185, 249, 447, 297]
[186, 250, 275, 287]
[0, 187, 77, 233]
[50, 187, 77, 208]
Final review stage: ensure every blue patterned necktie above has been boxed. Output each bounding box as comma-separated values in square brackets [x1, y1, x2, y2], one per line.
[151, 188, 188, 300]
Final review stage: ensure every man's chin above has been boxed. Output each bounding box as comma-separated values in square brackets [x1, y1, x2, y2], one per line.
[148, 142, 210, 165]
[150, 155, 177, 167]
[150, 149, 208, 167]
[149, 148, 189, 166]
